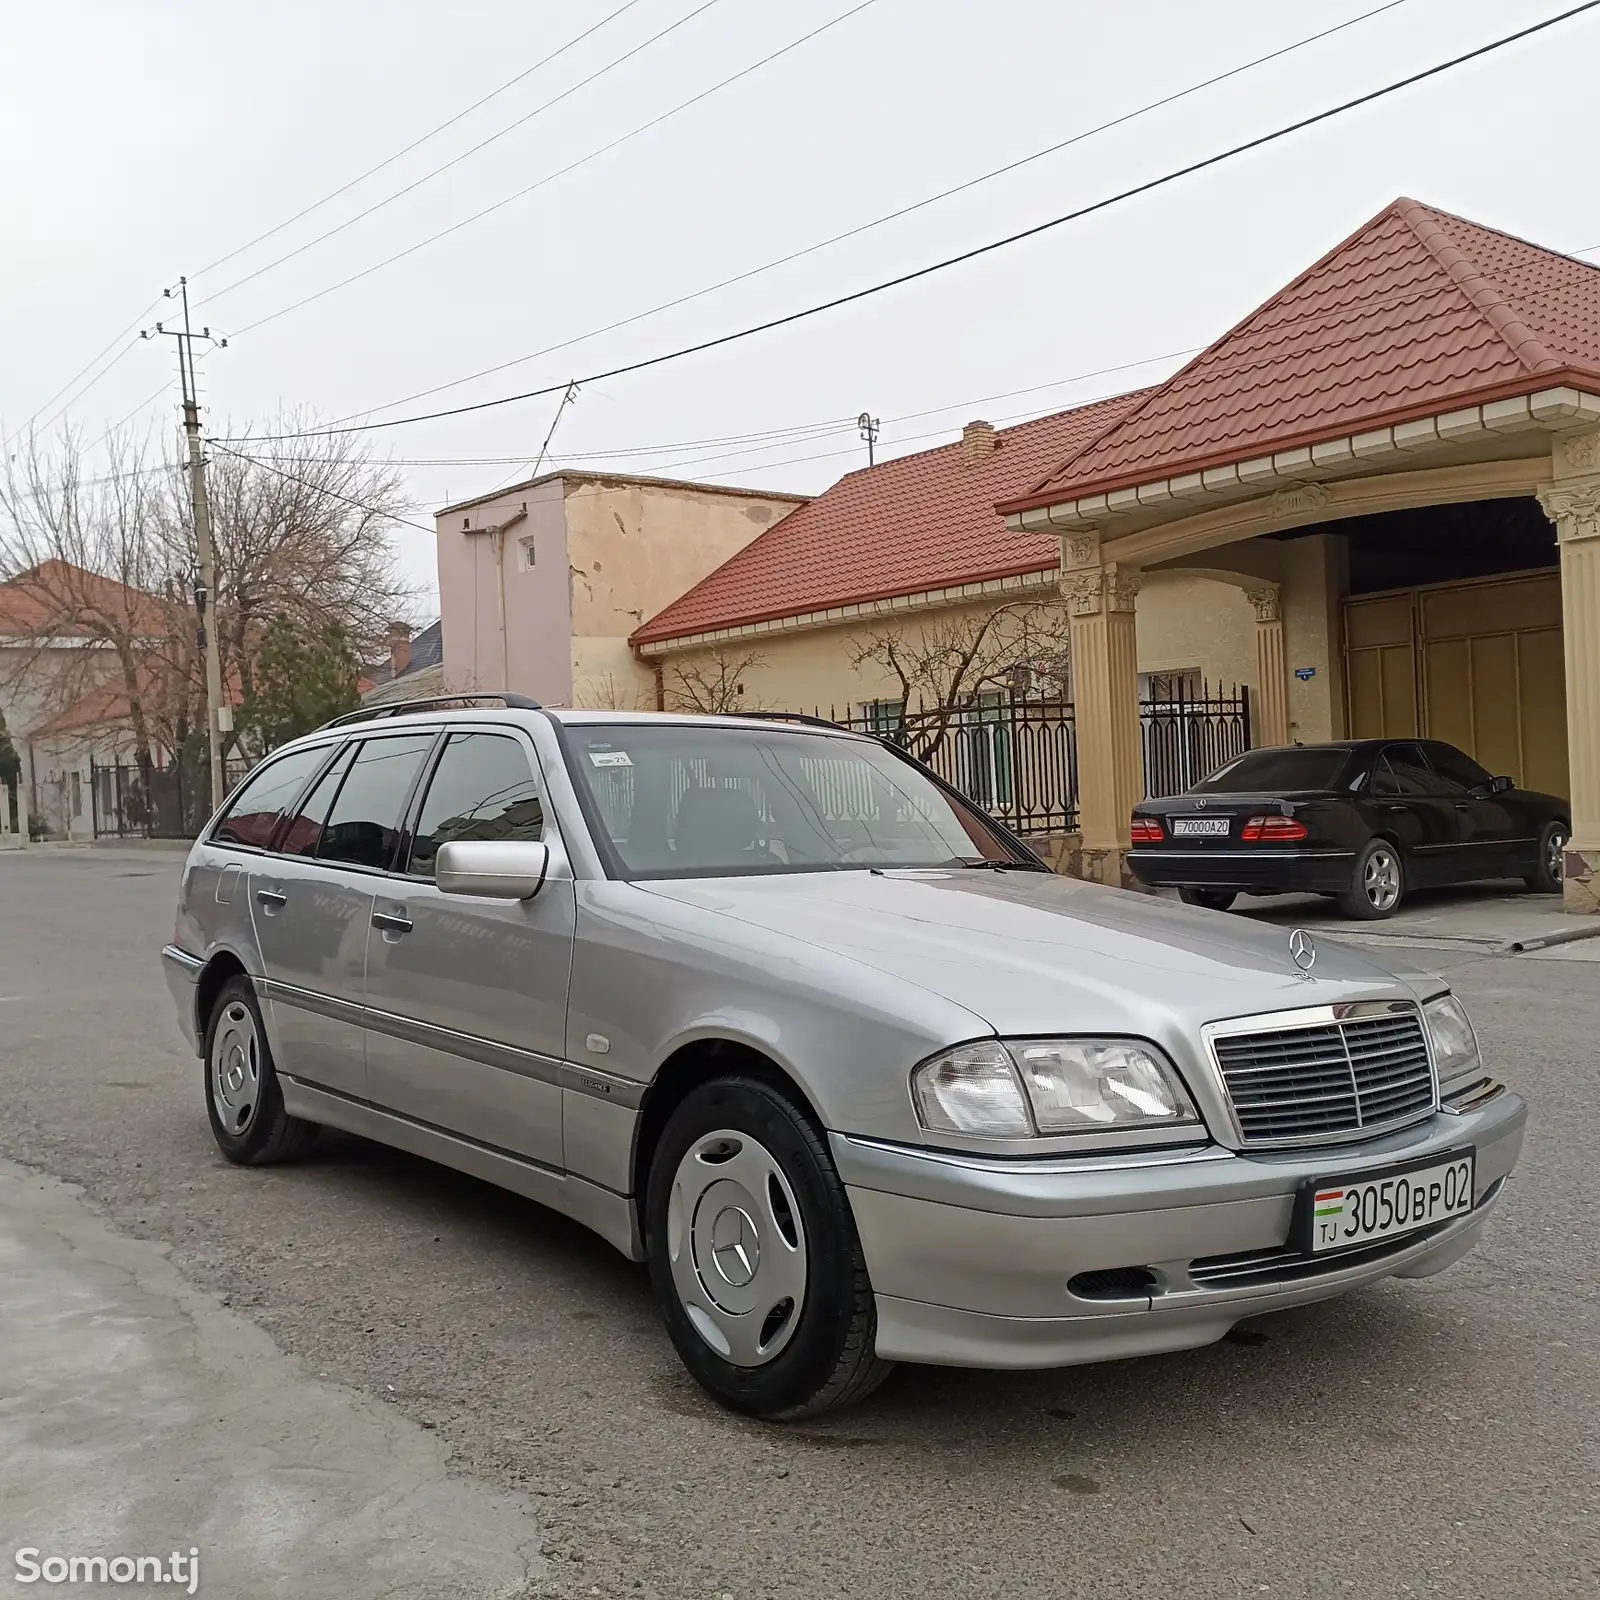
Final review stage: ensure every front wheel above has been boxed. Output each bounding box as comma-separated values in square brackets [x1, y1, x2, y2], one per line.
[645, 1075, 892, 1420]
[1339, 839, 1404, 919]
[1525, 821, 1568, 894]
[1179, 888, 1237, 912]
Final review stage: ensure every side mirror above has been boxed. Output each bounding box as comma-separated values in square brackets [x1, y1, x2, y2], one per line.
[1490, 775, 1514, 796]
[435, 839, 549, 899]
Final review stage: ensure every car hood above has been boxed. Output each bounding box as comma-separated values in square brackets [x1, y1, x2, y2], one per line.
[636, 869, 1435, 1037]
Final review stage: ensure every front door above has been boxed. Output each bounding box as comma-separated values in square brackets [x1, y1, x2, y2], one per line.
[363, 728, 572, 1172]
[250, 731, 437, 1100]
[1364, 742, 1460, 887]
[1424, 740, 1532, 880]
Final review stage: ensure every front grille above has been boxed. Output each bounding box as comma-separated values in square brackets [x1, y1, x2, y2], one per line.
[1210, 1005, 1435, 1147]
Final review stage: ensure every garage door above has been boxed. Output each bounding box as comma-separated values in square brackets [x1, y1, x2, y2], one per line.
[1344, 570, 1567, 797]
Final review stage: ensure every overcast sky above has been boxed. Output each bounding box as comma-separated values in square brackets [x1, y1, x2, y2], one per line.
[5, 0, 1598, 614]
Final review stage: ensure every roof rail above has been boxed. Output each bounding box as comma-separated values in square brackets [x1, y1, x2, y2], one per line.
[322, 692, 542, 730]
[725, 710, 845, 730]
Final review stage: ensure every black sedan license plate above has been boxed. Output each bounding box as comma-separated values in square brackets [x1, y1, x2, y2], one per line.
[1171, 817, 1231, 837]
[1303, 1149, 1475, 1254]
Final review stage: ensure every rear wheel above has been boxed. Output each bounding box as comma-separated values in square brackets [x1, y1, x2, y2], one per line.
[645, 1075, 892, 1420]
[1339, 839, 1404, 920]
[204, 977, 318, 1165]
[1179, 888, 1237, 912]
[1525, 821, 1568, 894]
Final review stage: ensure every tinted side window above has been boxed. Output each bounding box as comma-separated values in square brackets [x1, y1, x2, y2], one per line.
[317, 734, 435, 870]
[408, 732, 544, 878]
[211, 746, 330, 848]
[1372, 747, 1432, 797]
[278, 744, 356, 857]
[1426, 743, 1493, 795]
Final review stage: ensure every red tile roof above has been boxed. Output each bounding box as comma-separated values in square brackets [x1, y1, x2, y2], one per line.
[1004, 198, 1600, 514]
[0, 559, 170, 637]
[632, 391, 1148, 646]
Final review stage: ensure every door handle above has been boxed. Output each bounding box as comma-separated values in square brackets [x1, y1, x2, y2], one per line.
[255, 887, 288, 908]
[371, 909, 413, 935]
[1454, 802, 1471, 812]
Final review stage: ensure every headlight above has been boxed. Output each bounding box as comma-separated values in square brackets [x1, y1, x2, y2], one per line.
[911, 1037, 1198, 1140]
[910, 1041, 1033, 1139]
[1424, 994, 1480, 1086]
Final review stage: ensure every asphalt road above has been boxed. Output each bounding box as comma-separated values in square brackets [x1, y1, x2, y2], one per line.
[1, 845, 1596, 1599]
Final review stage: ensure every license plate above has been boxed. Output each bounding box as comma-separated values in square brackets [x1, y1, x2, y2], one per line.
[1171, 817, 1231, 837]
[1304, 1150, 1475, 1254]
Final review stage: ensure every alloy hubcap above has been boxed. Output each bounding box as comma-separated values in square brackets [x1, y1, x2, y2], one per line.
[1365, 847, 1401, 910]
[667, 1130, 807, 1368]
[1549, 831, 1567, 881]
[211, 1001, 261, 1135]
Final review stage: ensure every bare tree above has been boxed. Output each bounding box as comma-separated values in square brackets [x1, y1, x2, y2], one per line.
[573, 671, 653, 711]
[1, 412, 421, 785]
[0, 427, 186, 785]
[848, 602, 1071, 761]
[664, 651, 768, 715]
[169, 412, 420, 730]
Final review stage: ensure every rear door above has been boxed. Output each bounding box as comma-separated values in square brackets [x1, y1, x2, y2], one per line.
[363, 726, 572, 1171]
[1424, 741, 1528, 881]
[1365, 743, 1459, 886]
[249, 731, 436, 1101]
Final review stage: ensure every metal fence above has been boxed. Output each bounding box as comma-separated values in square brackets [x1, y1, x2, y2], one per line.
[811, 684, 1249, 837]
[1141, 681, 1252, 802]
[90, 758, 248, 840]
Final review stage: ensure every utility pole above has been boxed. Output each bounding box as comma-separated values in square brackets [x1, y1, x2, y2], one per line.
[144, 279, 228, 810]
[857, 411, 880, 466]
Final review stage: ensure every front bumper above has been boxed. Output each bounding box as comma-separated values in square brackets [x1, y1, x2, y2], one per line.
[161, 944, 204, 1053]
[1128, 847, 1354, 894]
[833, 1089, 1525, 1368]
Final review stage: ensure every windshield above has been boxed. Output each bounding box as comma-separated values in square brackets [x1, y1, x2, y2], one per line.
[1191, 746, 1351, 794]
[563, 722, 1028, 878]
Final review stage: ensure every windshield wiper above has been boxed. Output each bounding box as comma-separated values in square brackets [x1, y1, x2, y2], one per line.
[954, 857, 1049, 872]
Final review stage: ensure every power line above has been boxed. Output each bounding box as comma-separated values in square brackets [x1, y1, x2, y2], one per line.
[2, 295, 165, 451]
[227, 1, 1600, 446]
[198, 0, 728, 308]
[192, 0, 649, 280]
[206, 441, 439, 534]
[224, 0, 880, 337]
[231, 346, 1196, 475]
[336, 0, 1412, 425]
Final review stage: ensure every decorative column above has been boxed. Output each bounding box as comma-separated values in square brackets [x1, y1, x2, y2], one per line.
[1246, 584, 1290, 749]
[1062, 532, 1144, 887]
[1537, 465, 1600, 914]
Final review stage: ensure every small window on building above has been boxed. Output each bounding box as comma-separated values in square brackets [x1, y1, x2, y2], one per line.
[859, 699, 905, 735]
[518, 537, 536, 571]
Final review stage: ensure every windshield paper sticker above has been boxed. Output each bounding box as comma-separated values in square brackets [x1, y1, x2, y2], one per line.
[588, 750, 633, 768]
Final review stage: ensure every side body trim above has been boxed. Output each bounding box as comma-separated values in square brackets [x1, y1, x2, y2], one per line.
[279, 1077, 644, 1261]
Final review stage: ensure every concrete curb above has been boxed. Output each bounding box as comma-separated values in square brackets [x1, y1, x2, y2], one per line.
[1503, 921, 1600, 954]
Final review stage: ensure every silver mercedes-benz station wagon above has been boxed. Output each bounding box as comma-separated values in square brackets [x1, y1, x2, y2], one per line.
[162, 697, 1526, 1418]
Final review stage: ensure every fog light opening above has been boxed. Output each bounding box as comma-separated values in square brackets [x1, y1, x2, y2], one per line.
[1067, 1267, 1158, 1301]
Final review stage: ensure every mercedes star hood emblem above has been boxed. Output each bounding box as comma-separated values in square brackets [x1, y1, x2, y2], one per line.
[1288, 928, 1316, 973]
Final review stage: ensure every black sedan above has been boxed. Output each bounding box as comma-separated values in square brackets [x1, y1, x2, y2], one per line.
[1129, 739, 1570, 919]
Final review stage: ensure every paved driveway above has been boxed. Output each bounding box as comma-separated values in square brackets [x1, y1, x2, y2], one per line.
[2, 846, 1597, 1599]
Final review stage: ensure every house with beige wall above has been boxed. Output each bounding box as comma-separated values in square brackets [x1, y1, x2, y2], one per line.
[630, 400, 1288, 725]
[434, 471, 808, 710]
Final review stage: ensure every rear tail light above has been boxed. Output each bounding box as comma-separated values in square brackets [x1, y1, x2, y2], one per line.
[1241, 814, 1308, 842]
[1129, 816, 1164, 844]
